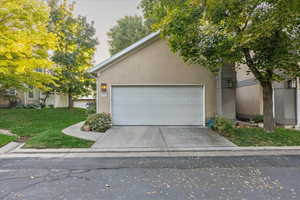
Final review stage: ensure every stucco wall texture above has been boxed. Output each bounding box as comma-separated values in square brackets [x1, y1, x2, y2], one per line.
[236, 84, 263, 117]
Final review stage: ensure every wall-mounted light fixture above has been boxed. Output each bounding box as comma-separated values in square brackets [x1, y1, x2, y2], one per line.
[101, 83, 107, 93]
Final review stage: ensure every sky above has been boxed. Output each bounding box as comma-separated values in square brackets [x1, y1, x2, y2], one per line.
[72, 0, 142, 64]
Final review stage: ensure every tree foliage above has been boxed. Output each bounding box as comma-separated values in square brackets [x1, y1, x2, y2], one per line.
[140, 0, 185, 30]
[0, 0, 57, 93]
[141, 0, 300, 131]
[48, 0, 98, 107]
[107, 15, 151, 55]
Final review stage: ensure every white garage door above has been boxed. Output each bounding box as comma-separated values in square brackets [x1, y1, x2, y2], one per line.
[111, 86, 204, 125]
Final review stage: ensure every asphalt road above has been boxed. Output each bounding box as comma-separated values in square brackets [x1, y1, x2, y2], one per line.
[0, 155, 300, 200]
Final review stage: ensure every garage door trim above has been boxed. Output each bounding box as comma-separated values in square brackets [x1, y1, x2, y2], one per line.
[110, 84, 206, 126]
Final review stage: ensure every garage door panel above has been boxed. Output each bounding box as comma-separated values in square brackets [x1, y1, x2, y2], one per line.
[112, 86, 204, 125]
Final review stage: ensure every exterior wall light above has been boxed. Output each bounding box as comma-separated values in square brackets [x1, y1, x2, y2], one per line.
[101, 83, 107, 93]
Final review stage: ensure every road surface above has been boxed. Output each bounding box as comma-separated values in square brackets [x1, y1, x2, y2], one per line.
[0, 155, 299, 200]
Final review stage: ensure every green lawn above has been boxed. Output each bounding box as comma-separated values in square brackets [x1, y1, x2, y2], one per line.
[0, 108, 94, 148]
[225, 127, 300, 146]
[0, 134, 17, 147]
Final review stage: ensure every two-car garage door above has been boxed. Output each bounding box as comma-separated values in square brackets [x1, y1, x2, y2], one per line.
[111, 86, 204, 126]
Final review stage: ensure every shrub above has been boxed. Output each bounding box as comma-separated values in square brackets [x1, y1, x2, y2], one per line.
[15, 104, 25, 109]
[40, 103, 46, 109]
[17, 104, 42, 109]
[252, 115, 264, 123]
[7, 96, 20, 108]
[211, 117, 235, 136]
[82, 113, 112, 133]
[86, 102, 96, 115]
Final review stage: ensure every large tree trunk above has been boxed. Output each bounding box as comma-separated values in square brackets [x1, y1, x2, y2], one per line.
[242, 48, 275, 132]
[68, 93, 73, 109]
[261, 81, 275, 132]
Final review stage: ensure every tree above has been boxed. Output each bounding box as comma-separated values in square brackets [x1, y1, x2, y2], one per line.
[140, 0, 185, 30]
[107, 15, 151, 55]
[0, 0, 56, 94]
[48, 0, 98, 108]
[141, 0, 300, 132]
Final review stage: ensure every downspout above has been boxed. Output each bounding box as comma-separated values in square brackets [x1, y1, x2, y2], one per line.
[296, 78, 300, 129]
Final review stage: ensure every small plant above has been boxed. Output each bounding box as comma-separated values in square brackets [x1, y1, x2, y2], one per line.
[211, 117, 235, 136]
[82, 113, 112, 133]
[252, 115, 264, 124]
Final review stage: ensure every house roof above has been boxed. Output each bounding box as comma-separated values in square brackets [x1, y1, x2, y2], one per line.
[88, 31, 160, 73]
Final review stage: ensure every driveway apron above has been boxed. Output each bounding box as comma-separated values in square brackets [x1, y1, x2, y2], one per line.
[92, 126, 236, 150]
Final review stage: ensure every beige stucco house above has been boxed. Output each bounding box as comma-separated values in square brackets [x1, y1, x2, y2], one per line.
[236, 64, 300, 127]
[74, 94, 96, 109]
[0, 88, 69, 108]
[89, 32, 236, 126]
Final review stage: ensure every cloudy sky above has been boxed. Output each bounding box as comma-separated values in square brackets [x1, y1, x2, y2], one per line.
[72, 0, 142, 64]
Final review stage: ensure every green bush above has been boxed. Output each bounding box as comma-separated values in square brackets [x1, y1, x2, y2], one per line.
[17, 104, 42, 109]
[211, 117, 235, 136]
[82, 113, 112, 133]
[252, 115, 264, 123]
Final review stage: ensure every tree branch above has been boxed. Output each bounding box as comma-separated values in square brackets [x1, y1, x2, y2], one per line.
[242, 48, 264, 82]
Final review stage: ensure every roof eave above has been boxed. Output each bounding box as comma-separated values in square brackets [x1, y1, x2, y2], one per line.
[88, 31, 160, 73]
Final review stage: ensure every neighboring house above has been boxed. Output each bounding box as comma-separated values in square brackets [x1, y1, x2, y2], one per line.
[0, 68, 70, 108]
[0, 88, 69, 108]
[74, 94, 96, 109]
[89, 32, 236, 126]
[43, 92, 69, 108]
[236, 65, 300, 127]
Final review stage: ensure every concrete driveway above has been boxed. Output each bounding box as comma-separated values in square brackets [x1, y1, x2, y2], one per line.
[92, 126, 236, 150]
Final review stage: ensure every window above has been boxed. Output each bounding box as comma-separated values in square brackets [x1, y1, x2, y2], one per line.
[287, 79, 297, 89]
[28, 86, 34, 98]
[6, 89, 16, 96]
[35, 68, 43, 73]
[223, 79, 235, 88]
[227, 80, 234, 88]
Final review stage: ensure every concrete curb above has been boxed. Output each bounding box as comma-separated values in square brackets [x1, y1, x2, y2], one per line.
[0, 142, 23, 154]
[3, 149, 300, 159]
[0, 129, 17, 137]
[10, 146, 300, 154]
[62, 121, 105, 142]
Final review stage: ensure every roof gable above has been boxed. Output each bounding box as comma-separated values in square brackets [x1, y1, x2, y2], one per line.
[89, 31, 160, 73]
